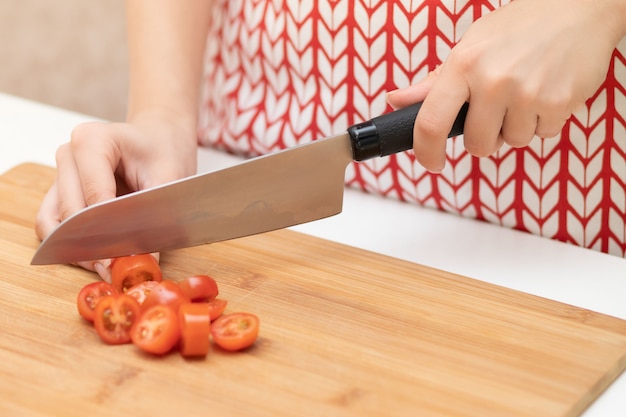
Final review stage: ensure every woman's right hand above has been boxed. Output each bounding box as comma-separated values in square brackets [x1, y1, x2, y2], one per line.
[387, 0, 626, 173]
[35, 108, 198, 281]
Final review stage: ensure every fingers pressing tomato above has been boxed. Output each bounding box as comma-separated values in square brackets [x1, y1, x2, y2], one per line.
[110, 254, 162, 293]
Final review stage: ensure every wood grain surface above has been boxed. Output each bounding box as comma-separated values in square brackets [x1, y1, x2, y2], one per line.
[1, 163, 626, 417]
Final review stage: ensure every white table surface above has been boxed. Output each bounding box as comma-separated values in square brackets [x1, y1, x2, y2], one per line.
[1, 92, 624, 416]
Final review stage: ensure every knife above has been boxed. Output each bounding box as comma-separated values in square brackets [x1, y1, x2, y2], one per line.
[31, 102, 468, 265]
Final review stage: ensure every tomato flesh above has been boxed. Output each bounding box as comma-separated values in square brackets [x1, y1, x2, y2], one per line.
[126, 280, 160, 306]
[77, 281, 118, 322]
[131, 304, 181, 355]
[93, 294, 141, 345]
[178, 303, 211, 357]
[211, 313, 259, 351]
[110, 254, 162, 293]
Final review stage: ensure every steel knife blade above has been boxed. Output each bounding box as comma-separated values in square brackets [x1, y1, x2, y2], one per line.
[31, 102, 468, 265]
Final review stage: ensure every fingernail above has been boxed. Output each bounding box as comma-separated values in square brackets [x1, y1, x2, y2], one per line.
[385, 91, 399, 110]
[95, 262, 112, 283]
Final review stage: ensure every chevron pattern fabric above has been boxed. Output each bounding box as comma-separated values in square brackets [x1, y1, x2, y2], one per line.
[198, 0, 626, 257]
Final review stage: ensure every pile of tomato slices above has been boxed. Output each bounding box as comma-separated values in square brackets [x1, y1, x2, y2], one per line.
[76, 254, 259, 357]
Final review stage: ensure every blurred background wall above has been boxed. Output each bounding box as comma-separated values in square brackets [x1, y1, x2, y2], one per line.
[0, 0, 128, 121]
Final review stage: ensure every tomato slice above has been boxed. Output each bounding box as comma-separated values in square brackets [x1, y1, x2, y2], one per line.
[93, 294, 141, 345]
[178, 303, 211, 357]
[211, 313, 259, 352]
[126, 280, 160, 306]
[207, 298, 228, 321]
[76, 281, 118, 322]
[178, 274, 219, 301]
[110, 254, 162, 293]
[142, 280, 190, 312]
[131, 304, 181, 355]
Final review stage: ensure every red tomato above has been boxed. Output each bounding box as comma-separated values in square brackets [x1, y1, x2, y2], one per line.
[207, 298, 228, 321]
[76, 281, 118, 322]
[142, 280, 190, 312]
[211, 313, 259, 352]
[126, 280, 160, 306]
[178, 274, 219, 301]
[110, 254, 162, 293]
[93, 294, 141, 345]
[131, 304, 180, 355]
[178, 303, 211, 357]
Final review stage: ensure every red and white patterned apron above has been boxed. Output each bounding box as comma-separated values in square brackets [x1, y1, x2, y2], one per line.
[198, 0, 626, 257]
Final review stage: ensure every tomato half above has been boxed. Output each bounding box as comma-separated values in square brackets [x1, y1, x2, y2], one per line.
[76, 281, 118, 322]
[126, 280, 160, 306]
[131, 304, 181, 355]
[93, 294, 141, 345]
[211, 312, 259, 352]
[178, 274, 219, 301]
[110, 254, 162, 293]
[207, 298, 228, 321]
[142, 280, 190, 312]
[178, 303, 211, 357]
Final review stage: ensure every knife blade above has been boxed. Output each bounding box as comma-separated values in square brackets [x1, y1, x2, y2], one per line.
[31, 102, 468, 265]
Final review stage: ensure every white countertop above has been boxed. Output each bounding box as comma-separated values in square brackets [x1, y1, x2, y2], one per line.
[1, 92, 624, 416]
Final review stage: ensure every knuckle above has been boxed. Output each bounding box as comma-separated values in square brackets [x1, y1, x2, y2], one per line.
[82, 180, 110, 206]
[540, 96, 569, 115]
[57, 200, 78, 222]
[54, 142, 71, 164]
[34, 221, 46, 241]
[449, 45, 480, 74]
[504, 136, 532, 148]
[34, 210, 50, 241]
[70, 122, 109, 148]
[415, 112, 447, 139]
[464, 136, 499, 157]
[536, 123, 564, 139]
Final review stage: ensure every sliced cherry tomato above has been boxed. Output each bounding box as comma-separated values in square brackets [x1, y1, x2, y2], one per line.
[207, 298, 228, 321]
[93, 294, 141, 345]
[131, 304, 180, 355]
[178, 303, 211, 357]
[211, 312, 259, 352]
[126, 280, 160, 306]
[142, 280, 190, 312]
[110, 254, 162, 293]
[76, 281, 118, 322]
[178, 274, 219, 301]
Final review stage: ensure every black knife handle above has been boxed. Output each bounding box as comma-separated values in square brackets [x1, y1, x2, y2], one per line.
[348, 102, 468, 161]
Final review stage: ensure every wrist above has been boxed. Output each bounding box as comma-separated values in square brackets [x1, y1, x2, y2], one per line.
[127, 107, 199, 148]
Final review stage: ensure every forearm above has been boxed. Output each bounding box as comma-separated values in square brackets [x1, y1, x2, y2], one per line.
[125, 0, 212, 130]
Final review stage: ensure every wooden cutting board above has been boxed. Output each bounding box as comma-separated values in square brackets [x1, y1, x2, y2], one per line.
[1, 163, 626, 417]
